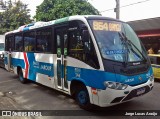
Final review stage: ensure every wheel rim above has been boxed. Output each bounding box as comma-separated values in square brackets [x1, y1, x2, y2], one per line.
[78, 90, 87, 104]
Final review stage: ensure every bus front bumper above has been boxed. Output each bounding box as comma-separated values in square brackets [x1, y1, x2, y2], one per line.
[92, 79, 154, 107]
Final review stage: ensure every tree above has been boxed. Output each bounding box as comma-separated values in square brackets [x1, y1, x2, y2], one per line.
[0, 1, 32, 34]
[35, 0, 100, 21]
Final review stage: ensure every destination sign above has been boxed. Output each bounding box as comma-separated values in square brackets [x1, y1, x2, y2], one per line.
[93, 21, 121, 32]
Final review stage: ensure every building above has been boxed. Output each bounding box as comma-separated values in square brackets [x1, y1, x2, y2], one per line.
[128, 17, 160, 54]
[0, 35, 4, 43]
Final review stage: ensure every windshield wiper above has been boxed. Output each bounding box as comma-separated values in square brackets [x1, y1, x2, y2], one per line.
[118, 32, 129, 67]
[121, 32, 147, 63]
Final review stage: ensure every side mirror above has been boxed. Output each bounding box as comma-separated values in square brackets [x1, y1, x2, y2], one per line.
[82, 30, 89, 42]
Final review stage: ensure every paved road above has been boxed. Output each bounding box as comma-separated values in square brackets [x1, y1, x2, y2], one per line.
[0, 68, 160, 119]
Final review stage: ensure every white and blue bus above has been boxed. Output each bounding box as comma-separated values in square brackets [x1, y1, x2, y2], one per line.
[0, 35, 5, 56]
[4, 15, 154, 110]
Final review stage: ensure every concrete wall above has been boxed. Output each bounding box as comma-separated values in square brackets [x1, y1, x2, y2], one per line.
[0, 35, 5, 43]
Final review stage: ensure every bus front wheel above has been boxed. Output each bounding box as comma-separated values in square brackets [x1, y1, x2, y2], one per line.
[18, 69, 27, 84]
[75, 85, 93, 110]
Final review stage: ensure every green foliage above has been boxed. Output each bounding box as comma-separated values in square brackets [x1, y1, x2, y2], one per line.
[0, 1, 32, 34]
[35, 0, 100, 21]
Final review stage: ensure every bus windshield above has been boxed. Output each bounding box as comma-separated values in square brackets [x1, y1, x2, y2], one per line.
[89, 20, 147, 63]
[0, 43, 4, 51]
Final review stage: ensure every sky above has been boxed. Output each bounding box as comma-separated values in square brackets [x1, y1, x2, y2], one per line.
[4, 0, 160, 22]
[88, 0, 160, 21]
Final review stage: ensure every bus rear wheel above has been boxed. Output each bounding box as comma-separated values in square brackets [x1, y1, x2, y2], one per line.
[75, 85, 93, 110]
[18, 69, 27, 84]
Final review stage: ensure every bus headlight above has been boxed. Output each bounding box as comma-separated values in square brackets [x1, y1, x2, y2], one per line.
[149, 75, 154, 82]
[104, 81, 128, 90]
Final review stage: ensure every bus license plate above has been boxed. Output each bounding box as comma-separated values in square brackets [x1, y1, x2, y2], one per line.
[136, 88, 145, 95]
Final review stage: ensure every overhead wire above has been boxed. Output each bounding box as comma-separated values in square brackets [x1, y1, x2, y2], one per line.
[100, 0, 151, 13]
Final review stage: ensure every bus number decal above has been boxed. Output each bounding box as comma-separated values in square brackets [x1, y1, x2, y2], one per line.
[93, 21, 121, 32]
[93, 21, 108, 31]
[75, 68, 81, 78]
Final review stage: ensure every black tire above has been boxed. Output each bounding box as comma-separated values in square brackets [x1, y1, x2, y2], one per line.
[75, 85, 93, 110]
[18, 69, 27, 84]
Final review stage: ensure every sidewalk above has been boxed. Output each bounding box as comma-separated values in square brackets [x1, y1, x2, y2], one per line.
[0, 92, 22, 110]
[0, 91, 35, 119]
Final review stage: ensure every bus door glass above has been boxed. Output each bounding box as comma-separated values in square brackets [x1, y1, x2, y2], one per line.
[55, 26, 68, 91]
[5, 36, 14, 71]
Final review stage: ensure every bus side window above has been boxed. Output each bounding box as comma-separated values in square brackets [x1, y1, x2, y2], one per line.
[24, 31, 36, 52]
[36, 28, 52, 52]
[84, 36, 100, 69]
[6, 36, 14, 51]
[68, 30, 84, 61]
[68, 20, 100, 69]
[5, 37, 8, 51]
[15, 33, 23, 51]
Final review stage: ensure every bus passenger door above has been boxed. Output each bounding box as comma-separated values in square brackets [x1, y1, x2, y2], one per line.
[5, 36, 13, 71]
[55, 26, 69, 92]
[6, 51, 11, 71]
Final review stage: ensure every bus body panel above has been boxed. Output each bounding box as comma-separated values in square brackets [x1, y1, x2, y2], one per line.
[115, 67, 153, 86]
[7, 52, 54, 89]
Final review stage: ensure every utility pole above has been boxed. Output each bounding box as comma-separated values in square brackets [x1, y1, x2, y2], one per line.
[115, 0, 120, 19]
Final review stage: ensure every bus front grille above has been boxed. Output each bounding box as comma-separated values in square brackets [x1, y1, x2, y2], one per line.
[120, 65, 149, 76]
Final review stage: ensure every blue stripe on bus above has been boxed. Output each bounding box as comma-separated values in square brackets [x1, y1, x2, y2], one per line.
[67, 66, 152, 90]
[67, 66, 116, 90]
[12, 58, 25, 69]
[23, 27, 29, 31]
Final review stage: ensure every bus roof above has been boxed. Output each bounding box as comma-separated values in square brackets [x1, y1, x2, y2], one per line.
[5, 15, 122, 36]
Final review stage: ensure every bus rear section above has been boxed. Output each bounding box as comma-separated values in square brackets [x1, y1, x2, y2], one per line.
[149, 54, 160, 79]
[0, 35, 5, 68]
[4, 16, 154, 110]
[0, 35, 4, 56]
